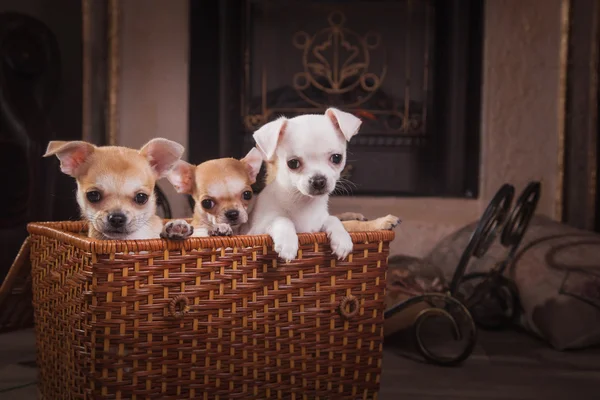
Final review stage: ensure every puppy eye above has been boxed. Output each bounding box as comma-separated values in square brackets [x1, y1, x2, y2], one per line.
[134, 193, 149, 205]
[201, 199, 215, 210]
[330, 154, 343, 164]
[86, 191, 102, 203]
[287, 159, 301, 170]
[242, 190, 253, 200]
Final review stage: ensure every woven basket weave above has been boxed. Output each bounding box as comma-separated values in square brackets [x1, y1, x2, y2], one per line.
[0, 237, 34, 332]
[28, 220, 393, 399]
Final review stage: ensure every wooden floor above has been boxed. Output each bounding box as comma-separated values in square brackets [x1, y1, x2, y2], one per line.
[380, 328, 600, 400]
[1, 329, 599, 399]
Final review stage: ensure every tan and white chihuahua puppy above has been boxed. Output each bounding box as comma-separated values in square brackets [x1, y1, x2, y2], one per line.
[167, 148, 396, 245]
[44, 139, 193, 240]
[167, 149, 264, 237]
[245, 107, 399, 261]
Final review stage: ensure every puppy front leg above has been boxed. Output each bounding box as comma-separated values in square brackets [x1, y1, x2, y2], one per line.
[161, 219, 194, 240]
[336, 212, 367, 221]
[187, 224, 231, 237]
[209, 223, 233, 236]
[323, 216, 353, 260]
[341, 214, 401, 232]
[269, 217, 299, 262]
[189, 227, 209, 237]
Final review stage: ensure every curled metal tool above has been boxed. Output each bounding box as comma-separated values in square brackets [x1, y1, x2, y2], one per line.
[384, 182, 541, 365]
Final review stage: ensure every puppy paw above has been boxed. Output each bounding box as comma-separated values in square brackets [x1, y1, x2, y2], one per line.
[336, 212, 368, 221]
[274, 238, 299, 262]
[330, 230, 353, 260]
[373, 214, 401, 230]
[209, 223, 233, 236]
[161, 220, 194, 240]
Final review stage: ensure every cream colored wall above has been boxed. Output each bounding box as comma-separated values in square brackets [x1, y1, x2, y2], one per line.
[117, 0, 189, 217]
[116, 0, 566, 256]
[479, 0, 563, 217]
[331, 0, 566, 257]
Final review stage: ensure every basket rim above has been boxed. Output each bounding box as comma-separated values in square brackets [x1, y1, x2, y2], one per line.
[27, 220, 395, 254]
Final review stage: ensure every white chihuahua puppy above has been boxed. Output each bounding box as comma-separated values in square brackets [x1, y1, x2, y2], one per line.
[242, 108, 398, 261]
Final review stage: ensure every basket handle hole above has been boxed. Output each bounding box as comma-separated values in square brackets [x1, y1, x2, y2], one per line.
[169, 295, 190, 319]
[339, 295, 359, 319]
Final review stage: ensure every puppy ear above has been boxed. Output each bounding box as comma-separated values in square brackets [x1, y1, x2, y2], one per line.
[166, 160, 195, 194]
[240, 147, 264, 182]
[253, 117, 287, 161]
[43, 140, 96, 177]
[325, 108, 362, 142]
[139, 138, 185, 178]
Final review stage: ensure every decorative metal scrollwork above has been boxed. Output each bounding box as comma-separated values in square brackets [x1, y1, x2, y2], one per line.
[413, 294, 477, 366]
[462, 270, 520, 330]
[384, 181, 542, 365]
[449, 184, 515, 294]
[385, 293, 477, 366]
[500, 181, 541, 255]
[292, 11, 386, 108]
[243, 6, 432, 139]
[460, 182, 541, 330]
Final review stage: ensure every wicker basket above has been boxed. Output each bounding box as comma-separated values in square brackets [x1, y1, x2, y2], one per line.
[0, 237, 34, 332]
[27, 220, 393, 399]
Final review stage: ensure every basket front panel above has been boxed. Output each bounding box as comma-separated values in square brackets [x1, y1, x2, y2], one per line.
[31, 234, 93, 400]
[80, 241, 388, 399]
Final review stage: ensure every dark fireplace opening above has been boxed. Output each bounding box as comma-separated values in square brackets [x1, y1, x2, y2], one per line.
[189, 0, 483, 197]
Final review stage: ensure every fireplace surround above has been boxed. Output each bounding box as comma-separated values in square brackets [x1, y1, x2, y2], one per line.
[189, 0, 483, 197]
[2, 0, 586, 264]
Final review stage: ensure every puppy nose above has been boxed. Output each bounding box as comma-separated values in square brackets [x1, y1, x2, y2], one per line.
[107, 213, 127, 228]
[225, 209, 239, 221]
[310, 175, 327, 191]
